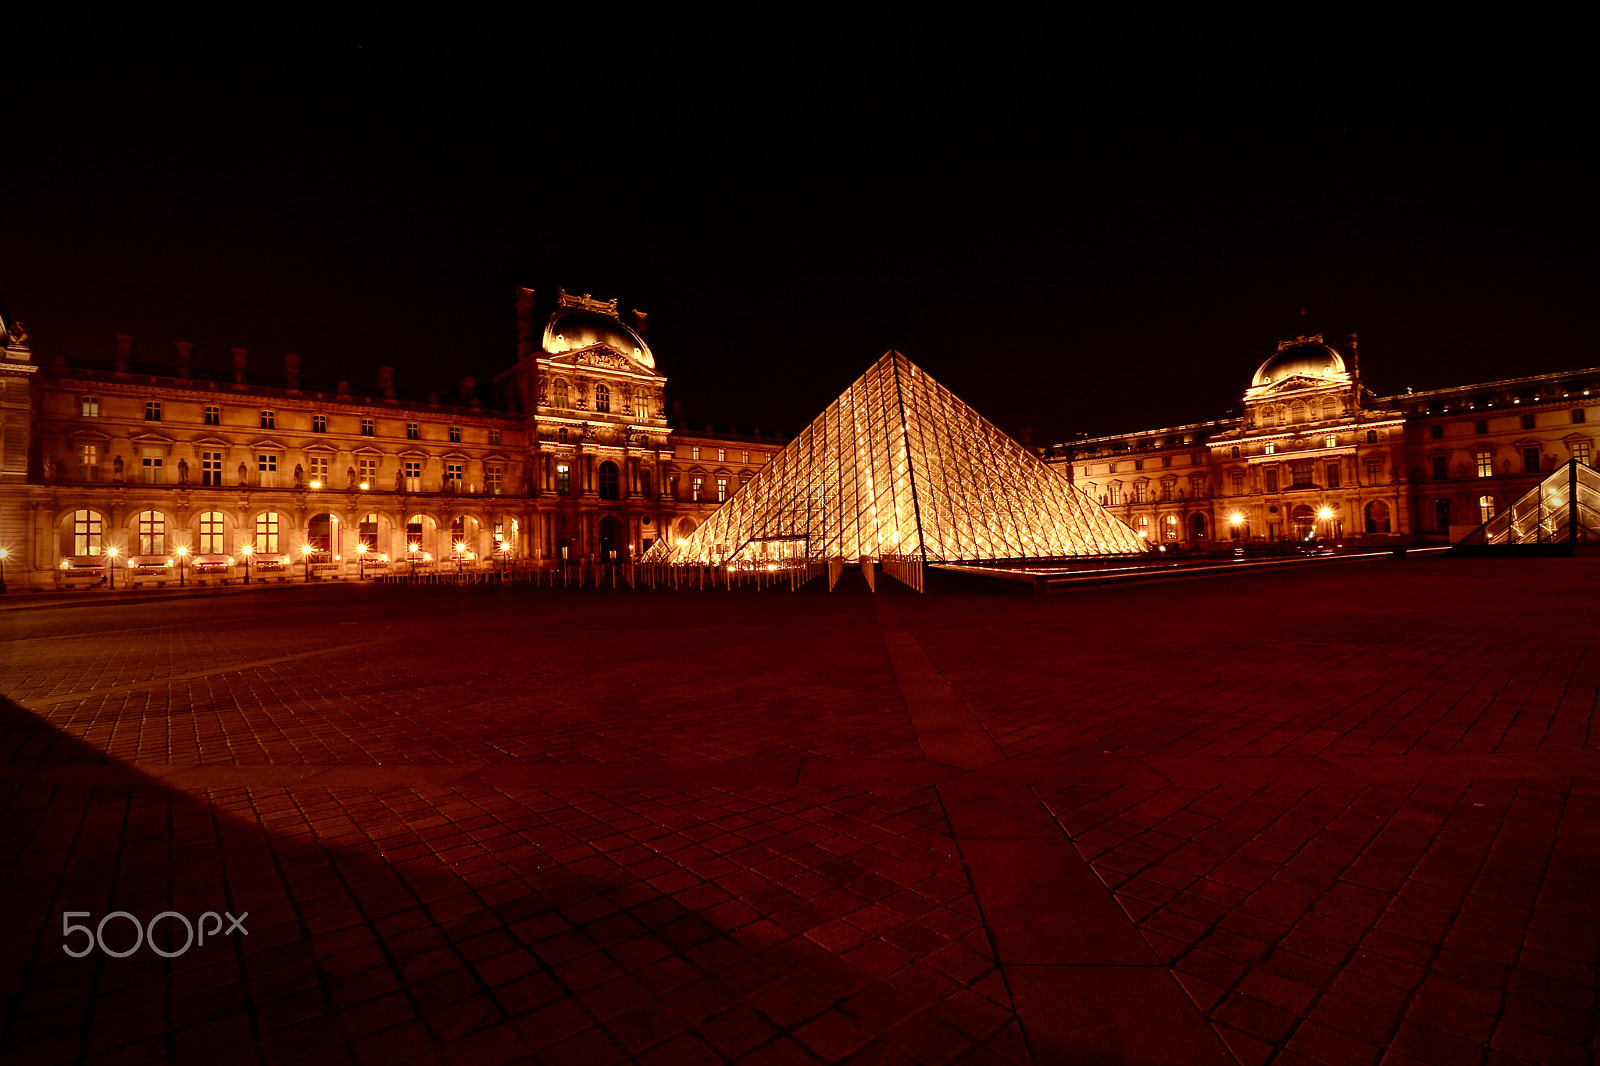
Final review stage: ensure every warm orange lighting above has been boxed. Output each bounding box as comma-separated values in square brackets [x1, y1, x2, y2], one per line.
[1318, 507, 1333, 520]
[106, 546, 119, 558]
[176, 545, 189, 556]
[1228, 512, 1244, 525]
[359, 481, 369, 490]
[0, 549, 9, 561]
[301, 544, 314, 556]
[355, 543, 368, 554]
[240, 544, 253, 556]
[310, 480, 323, 489]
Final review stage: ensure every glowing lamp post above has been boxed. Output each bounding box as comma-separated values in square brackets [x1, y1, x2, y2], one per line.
[106, 546, 119, 590]
[239, 543, 253, 583]
[176, 545, 188, 587]
[407, 541, 420, 574]
[355, 541, 368, 579]
[0, 547, 9, 594]
[301, 544, 314, 582]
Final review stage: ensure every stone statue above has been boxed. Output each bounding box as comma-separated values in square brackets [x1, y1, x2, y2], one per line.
[347, 466, 357, 489]
[177, 458, 189, 485]
[114, 455, 125, 481]
[395, 468, 405, 492]
[293, 464, 305, 488]
[43, 455, 55, 481]
[238, 461, 249, 486]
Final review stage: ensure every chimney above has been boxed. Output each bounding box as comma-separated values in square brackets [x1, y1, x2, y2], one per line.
[377, 365, 396, 404]
[174, 341, 192, 379]
[672, 400, 682, 422]
[633, 308, 649, 339]
[337, 381, 350, 398]
[231, 347, 248, 390]
[515, 288, 537, 361]
[459, 376, 476, 407]
[427, 391, 440, 408]
[284, 353, 300, 393]
[114, 334, 133, 375]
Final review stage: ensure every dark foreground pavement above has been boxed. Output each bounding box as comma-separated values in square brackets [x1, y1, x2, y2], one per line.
[0, 554, 1595, 1065]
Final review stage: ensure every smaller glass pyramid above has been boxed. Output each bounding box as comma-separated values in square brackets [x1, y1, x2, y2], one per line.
[648, 351, 1148, 565]
[1456, 459, 1600, 546]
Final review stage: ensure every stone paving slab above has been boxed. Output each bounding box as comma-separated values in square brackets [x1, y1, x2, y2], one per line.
[0, 554, 1596, 1064]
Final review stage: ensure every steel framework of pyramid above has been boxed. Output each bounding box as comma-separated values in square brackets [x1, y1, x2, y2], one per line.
[1457, 459, 1600, 546]
[647, 351, 1149, 566]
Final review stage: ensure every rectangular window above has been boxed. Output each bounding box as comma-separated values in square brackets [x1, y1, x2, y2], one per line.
[1189, 475, 1204, 496]
[1107, 462, 1117, 474]
[1263, 442, 1275, 455]
[1159, 480, 1173, 501]
[1367, 459, 1383, 483]
[741, 450, 750, 464]
[82, 396, 100, 417]
[1573, 409, 1587, 424]
[260, 410, 275, 429]
[313, 414, 327, 433]
[1108, 484, 1121, 505]
[1520, 414, 1535, 430]
[1229, 472, 1244, 494]
[1133, 482, 1147, 503]
[137, 512, 165, 555]
[717, 448, 726, 462]
[1474, 419, 1488, 434]
[407, 423, 420, 440]
[359, 514, 378, 552]
[489, 428, 501, 446]
[1574, 441, 1592, 466]
[308, 456, 328, 487]
[79, 444, 100, 481]
[692, 476, 703, 501]
[202, 451, 223, 486]
[255, 513, 280, 555]
[556, 463, 570, 494]
[691, 446, 700, 460]
[1325, 462, 1341, 488]
[205, 405, 220, 426]
[1264, 467, 1279, 492]
[1475, 450, 1493, 477]
[1134, 459, 1144, 471]
[1431, 455, 1448, 480]
[1366, 429, 1378, 443]
[486, 465, 502, 494]
[1325, 435, 1337, 448]
[404, 460, 422, 492]
[445, 463, 462, 489]
[142, 452, 164, 485]
[258, 453, 277, 487]
[716, 476, 728, 502]
[449, 426, 461, 443]
[74, 511, 103, 556]
[1161, 455, 1171, 468]
[198, 513, 224, 554]
[361, 418, 375, 436]
[635, 396, 649, 420]
[358, 458, 377, 488]
[1523, 447, 1541, 474]
[145, 401, 162, 422]
[1430, 424, 1444, 439]
[1291, 462, 1314, 489]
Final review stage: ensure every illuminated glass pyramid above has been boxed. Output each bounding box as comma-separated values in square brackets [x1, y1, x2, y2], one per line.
[650, 351, 1148, 565]
[1457, 459, 1600, 546]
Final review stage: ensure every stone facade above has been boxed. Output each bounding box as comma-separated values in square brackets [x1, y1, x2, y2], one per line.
[0, 291, 783, 588]
[1050, 335, 1600, 546]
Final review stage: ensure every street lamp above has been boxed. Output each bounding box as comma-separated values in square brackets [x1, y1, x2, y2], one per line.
[239, 543, 253, 583]
[176, 545, 188, 587]
[355, 541, 368, 579]
[106, 546, 119, 590]
[301, 543, 314, 582]
[0, 547, 9, 594]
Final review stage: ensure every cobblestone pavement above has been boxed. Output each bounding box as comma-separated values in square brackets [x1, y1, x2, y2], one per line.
[0, 554, 1596, 1064]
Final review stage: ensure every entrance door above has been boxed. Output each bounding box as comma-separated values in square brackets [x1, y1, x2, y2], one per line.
[598, 515, 623, 560]
[1291, 505, 1316, 541]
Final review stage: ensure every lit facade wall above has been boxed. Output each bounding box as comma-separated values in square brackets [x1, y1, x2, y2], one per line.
[1051, 336, 1600, 546]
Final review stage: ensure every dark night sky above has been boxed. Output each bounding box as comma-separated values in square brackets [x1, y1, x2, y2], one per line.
[4, 10, 1593, 443]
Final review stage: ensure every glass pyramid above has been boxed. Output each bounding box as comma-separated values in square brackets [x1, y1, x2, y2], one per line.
[649, 351, 1148, 565]
[1456, 459, 1600, 546]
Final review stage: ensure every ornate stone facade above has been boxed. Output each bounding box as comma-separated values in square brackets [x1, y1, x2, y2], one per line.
[0, 291, 783, 587]
[1050, 335, 1600, 546]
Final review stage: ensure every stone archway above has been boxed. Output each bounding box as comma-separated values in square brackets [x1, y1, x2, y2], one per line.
[1291, 504, 1316, 541]
[599, 515, 624, 560]
[1364, 500, 1391, 534]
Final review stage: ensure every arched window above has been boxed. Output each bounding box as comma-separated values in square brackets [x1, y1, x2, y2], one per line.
[135, 511, 166, 555]
[197, 512, 226, 554]
[1320, 397, 1338, 420]
[1162, 514, 1179, 540]
[1433, 498, 1452, 532]
[635, 394, 649, 420]
[1478, 495, 1495, 523]
[553, 379, 570, 408]
[594, 383, 611, 413]
[255, 512, 281, 555]
[598, 461, 620, 500]
[72, 510, 103, 556]
[1135, 515, 1150, 538]
[1190, 513, 1207, 539]
[1259, 407, 1275, 426]
[1290, 401, 1307, 424]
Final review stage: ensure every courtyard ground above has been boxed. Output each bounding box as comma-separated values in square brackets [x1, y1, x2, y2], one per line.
[0, 553, 1595, 1065]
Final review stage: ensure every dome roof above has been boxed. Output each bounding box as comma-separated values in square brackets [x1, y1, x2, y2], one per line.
[543, 309, 654, 369]
[1252, 340, 1346, 388]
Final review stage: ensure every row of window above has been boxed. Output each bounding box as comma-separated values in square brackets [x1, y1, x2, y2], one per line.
[87, 397, 503, 444]
[1428, 410, 1586, 439]
[550, 380, 652, 419]
[71, 445, 504, 492]
[69, 509, 507, 557]
[687, 446, 753, 464]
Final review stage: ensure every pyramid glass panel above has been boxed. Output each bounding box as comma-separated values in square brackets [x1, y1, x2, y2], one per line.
[650, 352, 1148, 564]
[1459, 460, 1600, 546]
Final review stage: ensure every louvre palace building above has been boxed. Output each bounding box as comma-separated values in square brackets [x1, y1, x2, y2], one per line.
[0, 290, 783, 589]
[1048, 334, 1599, 547]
